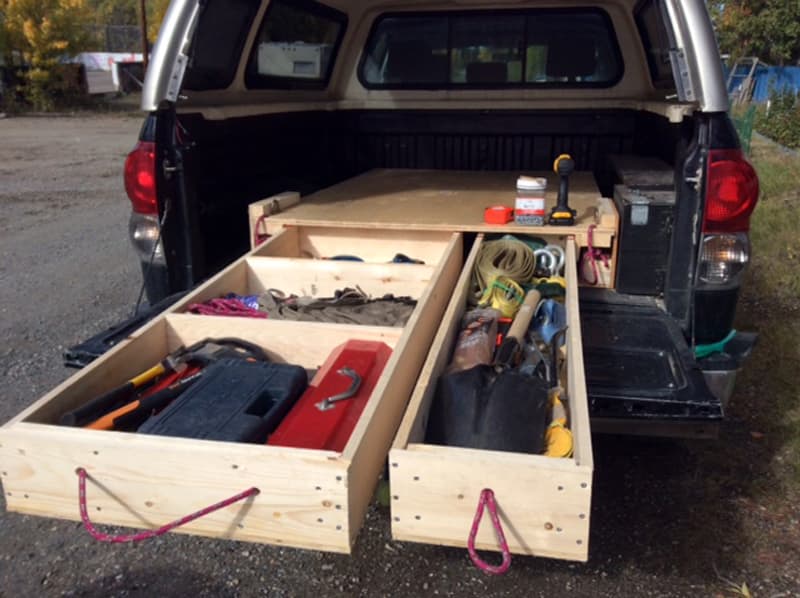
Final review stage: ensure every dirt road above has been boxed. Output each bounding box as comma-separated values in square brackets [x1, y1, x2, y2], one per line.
[0, 115, 797, 597]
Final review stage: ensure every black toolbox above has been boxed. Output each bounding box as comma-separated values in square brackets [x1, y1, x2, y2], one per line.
[612, 185, 676, 295]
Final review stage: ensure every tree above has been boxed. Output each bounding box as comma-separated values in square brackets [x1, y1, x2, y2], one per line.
[708, 0, 800, 66]
[147, 0, 169, 43]
[1, 0, 93, 108]
[85, 0, 170, 44]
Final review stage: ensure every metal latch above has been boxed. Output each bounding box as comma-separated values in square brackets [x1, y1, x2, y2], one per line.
[163, 159, 179, 178]
[669, 48, 695, 102]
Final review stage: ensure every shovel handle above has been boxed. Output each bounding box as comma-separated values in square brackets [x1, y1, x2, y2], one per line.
[506, 290, 541, 342]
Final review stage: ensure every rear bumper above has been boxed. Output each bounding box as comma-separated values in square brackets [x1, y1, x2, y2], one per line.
[591, 417, 719, 439]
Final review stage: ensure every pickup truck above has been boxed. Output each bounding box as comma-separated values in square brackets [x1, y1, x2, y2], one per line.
[0, 0, 761, 564]
[124, 0, 757, 437]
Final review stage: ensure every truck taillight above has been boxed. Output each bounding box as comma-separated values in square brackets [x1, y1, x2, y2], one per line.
[703, 149, 758, 233]
[124, 141, 157, 215]
[698, 233, 749, 284]
[699, 149, 759, 287]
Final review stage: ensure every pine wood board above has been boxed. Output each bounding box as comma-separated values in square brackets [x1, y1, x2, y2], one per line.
[390, 443, 591, 561]
[389, 238, 593, 560]
[343, 233, 464, 544]
[0, 226, 465, 553]
[265, 169, 617, 248]
[0, 423, 351, 552]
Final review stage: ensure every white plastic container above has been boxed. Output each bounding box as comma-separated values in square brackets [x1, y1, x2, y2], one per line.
[515, 176, 547, 225]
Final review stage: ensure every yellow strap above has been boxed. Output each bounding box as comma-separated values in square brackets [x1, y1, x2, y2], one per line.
[478, 276, 525, 318]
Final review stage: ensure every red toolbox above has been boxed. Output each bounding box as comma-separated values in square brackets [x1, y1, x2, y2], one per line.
[267, 340, 392, 452]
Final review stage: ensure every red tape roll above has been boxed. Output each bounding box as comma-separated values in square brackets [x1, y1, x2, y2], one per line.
[484, 206, 514, 224]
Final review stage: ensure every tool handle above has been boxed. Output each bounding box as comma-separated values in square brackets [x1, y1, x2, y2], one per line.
[86, 397, 142, 431]
[554, 155, 574, 202]
[61, 382, 136, 427]
[61, 362, 167, 427]
[90, 373, 203, 431]
[506, 290, 541, 342]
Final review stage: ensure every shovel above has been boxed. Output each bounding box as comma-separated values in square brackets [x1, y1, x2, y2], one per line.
[426, 290, 549, 454]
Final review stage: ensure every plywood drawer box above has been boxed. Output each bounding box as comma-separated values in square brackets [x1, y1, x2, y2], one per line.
[0, 229, 463, 554]
[389, 236, 594, 562]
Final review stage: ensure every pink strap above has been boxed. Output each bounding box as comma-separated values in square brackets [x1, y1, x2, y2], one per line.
[583, 224, 610, 286]
[467, 488, 512, 575]
[76, 467, 259, 543]
[187, 298, 267, 318]
[253, 214, 271, 247]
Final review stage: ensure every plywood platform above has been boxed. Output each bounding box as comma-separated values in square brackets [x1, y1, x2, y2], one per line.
[265, 169, 617, 248]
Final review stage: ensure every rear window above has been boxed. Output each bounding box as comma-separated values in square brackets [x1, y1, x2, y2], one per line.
[360, 9, 623, 89]
[245, 0, 347, 89]
[184, 0, 260, 91]
[635, 0, 677, 89]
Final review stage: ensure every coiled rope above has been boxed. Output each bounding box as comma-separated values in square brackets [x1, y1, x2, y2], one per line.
[473, 238, 538, 298]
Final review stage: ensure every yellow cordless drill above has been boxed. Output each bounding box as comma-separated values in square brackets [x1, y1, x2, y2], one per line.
[549, 154, 577, 226]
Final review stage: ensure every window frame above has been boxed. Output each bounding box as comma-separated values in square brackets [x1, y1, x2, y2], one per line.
[244, 0, 348, 90]
[357, 7, 625, 91]
[184, 0, 262, 91]
[634, 0, 677, 90]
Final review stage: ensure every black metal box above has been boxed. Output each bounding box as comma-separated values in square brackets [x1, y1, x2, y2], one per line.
[613, 185, 675, 295]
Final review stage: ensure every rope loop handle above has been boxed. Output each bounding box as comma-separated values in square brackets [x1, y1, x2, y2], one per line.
[467, 488, 512, 575]
[76, 467, 259, 543]
[582, 224, 610, 286]
[253, 213, 271, 247]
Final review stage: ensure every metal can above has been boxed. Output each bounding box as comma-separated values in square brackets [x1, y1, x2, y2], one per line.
[515, 176, 547, 225]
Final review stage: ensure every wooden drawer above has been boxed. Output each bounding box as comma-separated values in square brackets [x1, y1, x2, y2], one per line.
[389, 236, 593, 562]
[0, 228, 463, 554]
[253, 225, 453, 265]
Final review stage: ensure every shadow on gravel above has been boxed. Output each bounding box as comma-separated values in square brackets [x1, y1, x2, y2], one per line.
[71, 566, 229, 598]
[583, 266, 800, 585]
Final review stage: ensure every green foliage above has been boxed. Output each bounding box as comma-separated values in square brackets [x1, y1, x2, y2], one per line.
[708, 1, 800, 65]
[1, 0, 93, 110]
[89, 0, 138, 26]
[754, 89, 800, 150]
[147, 0, 169, 42]
[735, 137, 800, 485]
[731, 105, 756, 154]
[84, 0, 169, 42]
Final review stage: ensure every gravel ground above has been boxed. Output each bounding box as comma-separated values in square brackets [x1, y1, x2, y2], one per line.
[0, 115, 798, 598]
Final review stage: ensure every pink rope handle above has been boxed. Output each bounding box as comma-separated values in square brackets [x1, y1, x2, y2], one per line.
[583, 224, 610, 286]
[187, 298, 267, 318]
[467, 488, 512, 575]
[76, 467, 259, 543]
[253, 214, 271, 247]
